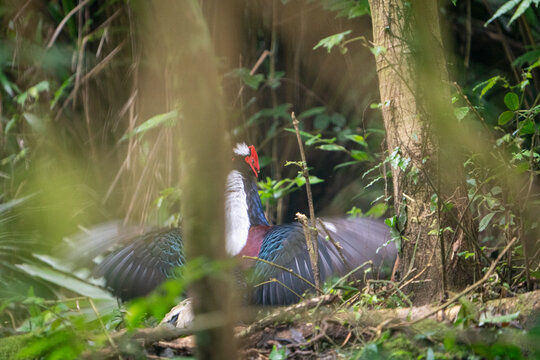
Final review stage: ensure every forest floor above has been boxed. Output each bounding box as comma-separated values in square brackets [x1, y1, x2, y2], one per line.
[114, 290, 540, 359]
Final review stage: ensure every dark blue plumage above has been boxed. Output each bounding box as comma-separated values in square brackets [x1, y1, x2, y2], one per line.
[86, 143, 396, 305]
[253, 218, 394, 305]
[95, 227, 184, 300]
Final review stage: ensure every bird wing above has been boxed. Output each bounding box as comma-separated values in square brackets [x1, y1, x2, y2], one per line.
[252, 217, 395, 306]
[94, 227, 184, 300]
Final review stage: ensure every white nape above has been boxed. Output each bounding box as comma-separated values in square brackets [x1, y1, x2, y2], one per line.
[224, 170, 250, 255]
[233, 142, 250, 156]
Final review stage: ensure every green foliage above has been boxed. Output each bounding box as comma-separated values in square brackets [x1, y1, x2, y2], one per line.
[485, 0, 539, 27]
[119, 110, 179, 143]
[313, 30, 352, 53]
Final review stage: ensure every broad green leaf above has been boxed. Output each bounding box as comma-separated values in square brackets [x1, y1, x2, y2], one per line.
[298, 106, 326, 119]
[454, 106, 470, 121]
[504, 92, 519, 110]
[479, 212, 497, 232]
[317, 144, 346, 151]
[120, 110, 178, 142]
[351, 149, 368, 161]
[248, 104, 290, 125]
[513, 49, 540, 67]
[370, 45, 387, 57]
[284, 127, 314, 142]
[0, 70, 17, 97]
[331, 113, 346, 127]
[508, 0, 533, 25]
[334, 160, 358, 169]
[344, 134, 368, 147]
[348, 0, 370, 18]
[51, 75, 74, 109]
[485, 0, 520, 26]
[230, 67, 264, 89]
[473, 76, 501, 97]
[365, 203, 388, 217]
[519, 118, 535, 135]
[313, 30, 352, 53]
[314, 113, 330, 129]
[23, 112, 47, 133]
[294, 175, 324, 187]
[498, 111, 514, 125]
[0, 194, 34, 214]
[16, 263, 115, 300]
[479, 311, 520, 325]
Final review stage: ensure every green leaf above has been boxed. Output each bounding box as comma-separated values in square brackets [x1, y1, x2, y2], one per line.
[365, 203, 388, 218]
[513, 49, 540, 67]
[348, 0, 370, 18]
[504, 92, 519, 110]
[351, 149, 368, 161]
[0, 194, 34, 214]
[120, 110, 178, 142]
[485, 0, 520, 26]
[23, 112, 47, 133]
[331, 113, 346, 127]
[370, 45, 387, 57]
[313, 30, 352, 53]
[317, 144, 346, 152]
[473, 76, 501, 97]
[454, 106, 470, 121]
[230, 67, 265, 89]
[298, 106, 326, 119]
[344, 134, 368, 147]
[248, 104, 290, 125]
[479, 212, 497, 232]
[508, 0, 533, 25]
[269, 345, 287, 360]
[498, 111, 514, 125]
[519, 118, 535, 135]
[314, 113, 330, 129]
[16, 263, 115, 300]
[479, 311, 520, 325]
[334, 160, 359, 169]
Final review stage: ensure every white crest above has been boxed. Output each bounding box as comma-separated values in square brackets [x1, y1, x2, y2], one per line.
[224, 170, 250, 255]
[233, 142, 250, 156]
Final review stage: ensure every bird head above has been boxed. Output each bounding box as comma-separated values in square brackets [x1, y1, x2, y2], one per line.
[233, 142, 260, 178]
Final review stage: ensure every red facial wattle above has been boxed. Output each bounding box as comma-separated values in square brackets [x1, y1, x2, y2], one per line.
[245, 145, 260, 178]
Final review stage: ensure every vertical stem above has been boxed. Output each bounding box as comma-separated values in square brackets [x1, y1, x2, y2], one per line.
[291, 112, 320, 290]
[140, 1, 237, 358]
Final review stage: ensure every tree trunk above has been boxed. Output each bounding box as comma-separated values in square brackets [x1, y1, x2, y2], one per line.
[368, 0, 476, 304]
[139, 1, 237, 358]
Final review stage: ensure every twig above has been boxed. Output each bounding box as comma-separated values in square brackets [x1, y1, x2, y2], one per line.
[317, 218, 349, 271]
[401, 236, 519, 327]
[291, 111, 321, 291]
[88, 298, 120, 360]
[254, 278, 304, 302]
[47, 0, 91, 49]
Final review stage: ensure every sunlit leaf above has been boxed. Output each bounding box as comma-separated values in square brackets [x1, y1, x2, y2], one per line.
[508, 0, 534, 25]
[504, 92, 519, 111]
[317, 144, 346, 151]
[498, 111, 514, 125]
[344, 134, 368, 147]
[351, 149, 368, 161]
[16, 263, 115, 300]
[298, 106, 326, 119]
[485, 0, 521, 26]
[120, 110, 178, 142]
[313, 30, 352, 53]
[478, 212, 497, 232]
